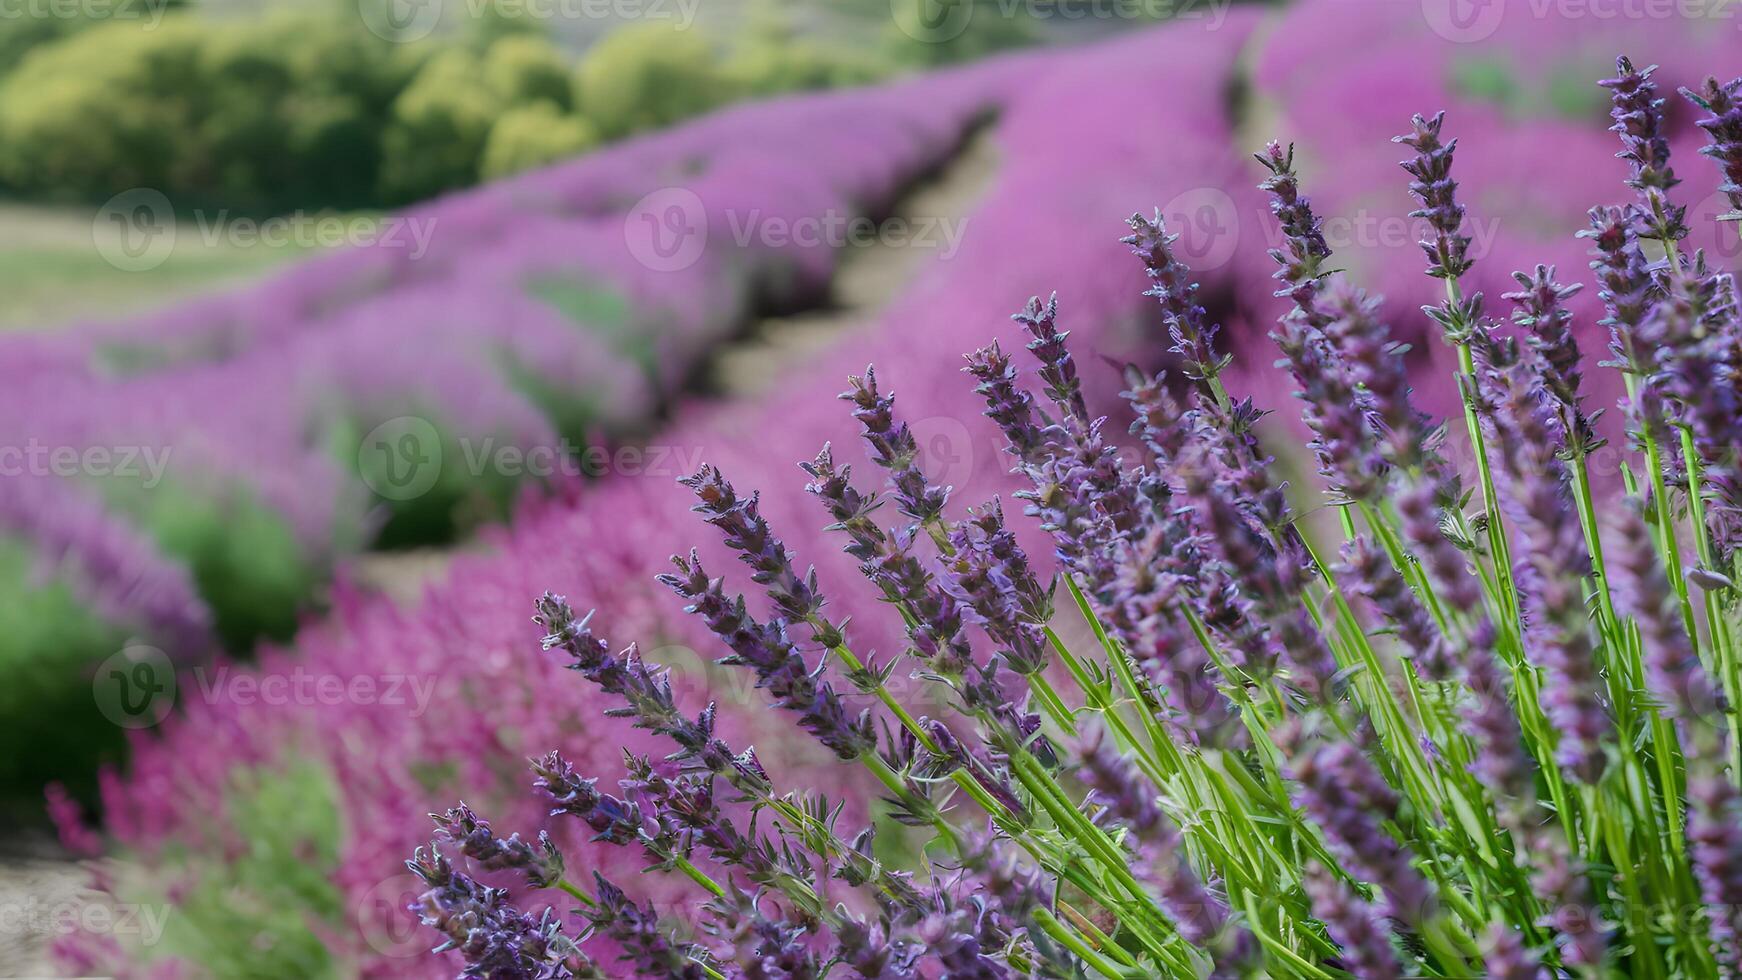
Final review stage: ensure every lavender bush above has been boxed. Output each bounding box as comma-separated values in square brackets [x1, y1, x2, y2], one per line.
[0, 63, 1018, 801]
[55, 21, 1263, 976]
[400, 58, 1742, 978]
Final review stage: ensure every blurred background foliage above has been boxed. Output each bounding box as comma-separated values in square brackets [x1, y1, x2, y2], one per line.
[0, 0, 1086, 216]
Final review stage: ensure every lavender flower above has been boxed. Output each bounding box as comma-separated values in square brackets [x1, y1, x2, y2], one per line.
[431, 803, 566, 889]
[1255, 140, 1334, 325]
[1077, 734, 1248, 958]
[1285, 733, 1436, 926]
[1602, 57, 1688, 245]
[1611, 508, 1726, 721]
[1271, 312, 1383, 501]
[701, 886, 822, 980]
[1303, 865, 1403, 980]
[532, 751, 645, 847]
[1480, 924, 1547, 980]
[1394, 111, 1474, 283]
[841, 368, 950, 525]
[1505, 265, 1597, 453]
[586, 872, 710, 979]
[963, 341, 1049, 468]
[680, 464, 834, 638]
[1683, 74, 1742, 218]
[1341, 538, 1453, 681]
[657, 555, 875, 761]
[406, 848, 597, 979]
[1485, 363, 1611, 784]
[1687, 769, 1742, 974]
[1123, 210, 1227, 381]
[1011, 293, 1088, 424]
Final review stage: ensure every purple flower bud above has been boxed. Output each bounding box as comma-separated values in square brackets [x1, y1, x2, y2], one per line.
[587, 872, 710, 979]
[1255, 140, 1334, 324]
[1323, 283, 1441, 475]
[1394, 111, 1473, 282]
[1688, 766, 1742, 974]
[659, 553, 875, 761]
[680, 464, 829, 629]
[1611, 507, 1726, 721]
[941, 500, 1049, 676]
[1601, 57, 1688, 244]
[841, 367, 949, 524]
[1077, 734, 1247, 955]
[406, 847, 597, 979]
[431, 802, 566, 889]
[964, 341, 1049, 468]
[1505, 265, 1596, 453]
[1580, 205, 1658, 382]
[1683, 74, 1742, 217]
[1303, 865, 1403, 980]
[1484, 363, 1611, 784]
[1122, 210, 1226, 381]
[532, 751, 644, 846]
[1341, 538, 1453, 682]
[1271, 314, 1383, 502]
[1285, 734, 1436, 925]
[800, 443, 887, 565]
[1011, 293, 1088, 423]
[1481, 924, 1547, 979]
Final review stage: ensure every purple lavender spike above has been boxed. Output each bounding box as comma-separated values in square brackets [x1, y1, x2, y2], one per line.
[1077, 734, 1249, 959]
[1505, 264, 1597, 454]
[1480, 924, 1547, 979]
[1254, 140, 1334, 326]
[406, 847, 598, 979]
[586, 872, 711, 979]
[1011, 293, 1088, 423]
[1683, 75, 1742, 217]
[1122, 210, 1226, 382]
[1394, 111, 1474, 283]
[430, 802, 566, 889]
[1341, 538, 1453, 682]
[1271, 312, 1383, 502]
[1601, 57, 1689, 246]
[1611, 509, 1726, 722]
[1484, 363, 1611, 784]
[680, 464, 832, 635]
[1303, 865, 1403, 980]
[841, 367, 950, 525]
[1285, 734, 1436, 926]
[964, 341, 1050, 468]
[657, 555, 875, 761]
[1687, 769, 1742, 974]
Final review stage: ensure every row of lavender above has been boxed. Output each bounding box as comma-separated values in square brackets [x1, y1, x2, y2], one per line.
[52, 3, 1742, 975]
[0, 65, 1023, 799]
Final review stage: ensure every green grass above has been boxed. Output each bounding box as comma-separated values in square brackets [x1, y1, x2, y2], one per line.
[0, 203, 342, 331]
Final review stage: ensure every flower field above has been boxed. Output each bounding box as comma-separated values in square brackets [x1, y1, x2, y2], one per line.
[15, 0, 1742, 977]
